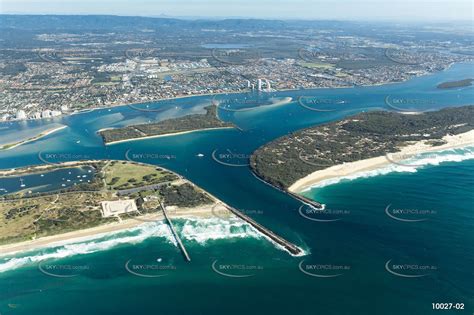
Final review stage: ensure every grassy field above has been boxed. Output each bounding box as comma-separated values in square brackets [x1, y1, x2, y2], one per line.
[0, 161, 203, 245]
[104, 161, 177, 190]
[0, 191, 116, 245]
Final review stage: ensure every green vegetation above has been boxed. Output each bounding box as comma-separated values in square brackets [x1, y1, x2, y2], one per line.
[299, 62, 334, 69]
[336, 59, 393, 70]
[100, 105, 235, 144]
[251, 106, 474, 189]
[0, 160, 214, 245]
[0, 192, 116, 245]
[437, 79, 473, 89]
[104, 161, 177, 190]
[159, 183, 213, 207]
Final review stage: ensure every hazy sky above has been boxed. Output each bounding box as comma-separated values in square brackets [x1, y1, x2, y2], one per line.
[1, 0, 473, 21]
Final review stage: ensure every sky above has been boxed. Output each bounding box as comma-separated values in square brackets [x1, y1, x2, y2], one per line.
[1, 0, 473, 21]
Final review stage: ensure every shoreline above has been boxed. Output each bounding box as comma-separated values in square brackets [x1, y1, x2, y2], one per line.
[217, 96, 293, 113]
[0, 125, 67, 151]
[0, 158, 305, 258]
[104, 126, 235, 145]
[288, 130, 474, 193]
[0, 159, 103, 176]
[0, 203, 232, 257]
[239, 96, 293, 112]
[1, 60, 464, 126]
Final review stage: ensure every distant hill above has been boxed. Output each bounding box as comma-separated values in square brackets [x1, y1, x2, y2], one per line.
[0, 15, 290, 31]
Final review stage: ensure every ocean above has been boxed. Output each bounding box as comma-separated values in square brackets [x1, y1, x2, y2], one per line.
[0, 62, 473, 315]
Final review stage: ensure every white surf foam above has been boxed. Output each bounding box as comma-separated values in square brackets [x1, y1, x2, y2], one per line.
[177, 217, 262, 244]
[0, 215, 309, 273]
[0, 221, 175, 273]
[302, 146, 474, 191]
[177, 217, 309, 257]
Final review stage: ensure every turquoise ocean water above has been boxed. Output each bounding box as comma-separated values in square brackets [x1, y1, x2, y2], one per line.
[0, 63, 473, 315]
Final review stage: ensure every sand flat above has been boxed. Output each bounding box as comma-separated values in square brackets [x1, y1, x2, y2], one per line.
[0, 125, 67, 151]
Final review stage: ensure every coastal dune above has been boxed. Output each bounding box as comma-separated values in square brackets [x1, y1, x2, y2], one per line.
[288, 130, 474, 193]
[0, 203, 232, 257]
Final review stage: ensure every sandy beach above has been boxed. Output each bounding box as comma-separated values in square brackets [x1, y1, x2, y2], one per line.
[244, 97, 293, 112]
[104, 126, 234, 145]
[0, 160, 103, 176]
[288, 130, 474, 193]
[0, 202, 234, 257]
[0, 125, 67, 151]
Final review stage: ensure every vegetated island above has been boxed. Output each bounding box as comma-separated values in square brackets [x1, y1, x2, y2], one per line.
[250, 105, 474, 205]
[0, 160, 303, 256]
[99, 105, 235, 145]
[0, 125, 67, 151]
[437, 78, 473, 89]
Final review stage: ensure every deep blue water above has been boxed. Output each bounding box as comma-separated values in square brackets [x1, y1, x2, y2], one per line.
[0, 63, 473, 315]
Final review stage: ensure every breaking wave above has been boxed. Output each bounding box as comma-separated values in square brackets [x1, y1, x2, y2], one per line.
[0, 216, 294, 273]
[177, 217, 262, 244]
[0, 221, 175, 273]
[303, 146, 474, 191]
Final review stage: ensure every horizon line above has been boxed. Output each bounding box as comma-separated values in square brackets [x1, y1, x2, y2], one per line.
[1, 13, 473, 24]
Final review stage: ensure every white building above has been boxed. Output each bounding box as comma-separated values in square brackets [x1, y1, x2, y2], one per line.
[100, 200, 138, 218]
[257, 79, 263, 91]
[15, 110, 27, 120]
[265, 79, 271, 91]
[41, 110, 52, 118]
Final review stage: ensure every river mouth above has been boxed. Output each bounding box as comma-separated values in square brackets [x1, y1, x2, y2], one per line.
[0, 62, 473, 315]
